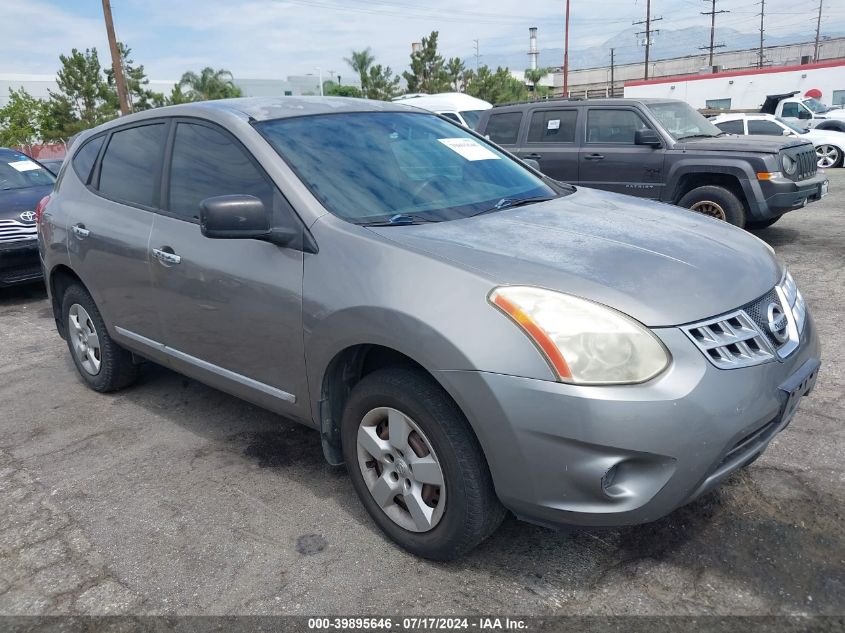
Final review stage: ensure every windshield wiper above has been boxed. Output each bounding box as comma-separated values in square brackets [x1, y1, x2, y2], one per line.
[676, 133, 719, 140]
[471, 195, 555, 218]
[361, 213, 439, 227]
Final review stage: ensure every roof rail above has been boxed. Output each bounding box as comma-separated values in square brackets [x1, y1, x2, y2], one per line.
[493, 96, 587, 108]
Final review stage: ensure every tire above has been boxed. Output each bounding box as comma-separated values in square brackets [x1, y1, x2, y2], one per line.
[61, 284, 138, 392]
[815, 144, 843, 169]
[341, 368, 506, 560]
[678, 185, 746, 228]
[746, 216, 783, 230]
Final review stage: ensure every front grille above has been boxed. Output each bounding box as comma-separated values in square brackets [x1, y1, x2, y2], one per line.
[683, 310, 774, 369]
[740, 288, 783, 348]
[0, 219, 37, 243]
[785, 146, 818, 181]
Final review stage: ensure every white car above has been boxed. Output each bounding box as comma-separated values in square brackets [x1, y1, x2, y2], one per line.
[712, 112, 845, 169]
[391, 93, 492, 129]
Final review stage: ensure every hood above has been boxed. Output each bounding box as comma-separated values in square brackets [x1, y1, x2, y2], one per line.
[0, 185, 51, 220]
[673, 134, 809, 153]
[369, 188, 781, 327]
[804, 128, 845, 143]
[817, 109, 845, 120]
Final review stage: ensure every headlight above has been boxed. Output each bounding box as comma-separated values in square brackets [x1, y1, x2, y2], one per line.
[782, 270, 806, 333]
[782, 154, 797, 176]
[489, 286, 670, 385]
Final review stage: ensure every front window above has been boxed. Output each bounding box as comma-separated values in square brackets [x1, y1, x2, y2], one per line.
[646, 101, 722, 140]
[803, 98, 830, 114]
[256, 111, 558, 225]
[775, 117, 806, 134]
[459, 109, 484, 130]
[0, 153, 56, 190]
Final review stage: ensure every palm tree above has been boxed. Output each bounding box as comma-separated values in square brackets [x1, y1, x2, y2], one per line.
[178, 67, 242, 101]
[344, 48, 375, 95]
[524, 67, 550, 100]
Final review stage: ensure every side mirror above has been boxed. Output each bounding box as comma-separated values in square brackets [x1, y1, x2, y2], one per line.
[200, 195, 270, 239]
[634, 128, 662, 147]
[523, 158, 541, 170]
[797, 109, 811, 120]
[782, 129, 792, 136]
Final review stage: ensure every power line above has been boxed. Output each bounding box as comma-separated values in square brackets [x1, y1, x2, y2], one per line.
[633, 0, 662, 80]
[700, 0, 729, 67]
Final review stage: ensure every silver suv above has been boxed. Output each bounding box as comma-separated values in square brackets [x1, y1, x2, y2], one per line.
[39, 97, 821, 560]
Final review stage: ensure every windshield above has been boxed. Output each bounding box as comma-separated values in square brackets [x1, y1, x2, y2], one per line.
[256, 111, 558, 225]
[646, 101, 722, 140]
[803, 98, 829, 114]
[0, 153, 56, 190]
[775, 117, 807, 133]
[460, 110, 484, 130]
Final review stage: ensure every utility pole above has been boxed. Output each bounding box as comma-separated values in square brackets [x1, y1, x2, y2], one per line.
[633, 0, 662, 80]
[101, 0, 130, 116]
[758, 0, 765, 68]
[700, 0, 729, 68]
[814, 0, 823, 61]
[473, 39, 480, 71]
[563, 0, 571, 96]
[609, 48, 615, 97]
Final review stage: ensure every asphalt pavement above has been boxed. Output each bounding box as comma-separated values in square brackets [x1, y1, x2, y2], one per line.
[0, 171, 843, 616]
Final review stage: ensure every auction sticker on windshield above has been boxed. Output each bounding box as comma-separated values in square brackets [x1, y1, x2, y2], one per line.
[8, 159, 40, 172]
[438, 138, 500, 161]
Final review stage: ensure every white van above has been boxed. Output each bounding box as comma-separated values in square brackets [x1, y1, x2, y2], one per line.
[392, 93, 493, 129]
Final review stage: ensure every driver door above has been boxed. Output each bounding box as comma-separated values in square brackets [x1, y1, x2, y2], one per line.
[149, 119, 308, 417]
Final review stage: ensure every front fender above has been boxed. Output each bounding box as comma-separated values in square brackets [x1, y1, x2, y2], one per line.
[664, 157, 766, 217]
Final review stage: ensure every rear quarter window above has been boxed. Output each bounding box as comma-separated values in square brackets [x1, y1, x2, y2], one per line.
[71, 136, 105, 184]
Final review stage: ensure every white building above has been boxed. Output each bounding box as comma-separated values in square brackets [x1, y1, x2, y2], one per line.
[623, 59, 845, 110]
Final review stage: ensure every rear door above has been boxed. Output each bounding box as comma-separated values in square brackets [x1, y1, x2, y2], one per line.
[578, 107, 665, 198]
[515, 108, 580, 183]
[65, 122, 166, 351]
[148, 118, 307, 416]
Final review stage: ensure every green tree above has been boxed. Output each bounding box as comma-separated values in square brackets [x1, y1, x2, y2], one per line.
[344, 48, 375, 95]
[465, 65, 528, 104]
[366, 65, 401, 101]
[166, 83, 195, 105]
[38, 93, 78, 143]
[56, 48, 115, 128]
[326, 83, 363, 98]
[446, 57, 466, 92]
[104, 43, 164, 111]
[403, 31, 451, 94]
[524, 67, 552, 100]
[0, 88, 45, 146]
[177, 67, 242, 101]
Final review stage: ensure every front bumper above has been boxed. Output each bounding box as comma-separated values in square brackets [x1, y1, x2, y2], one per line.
[436, 314, 821, 528]
[0, 239, 42, 286]
[756, 173, 829, 218]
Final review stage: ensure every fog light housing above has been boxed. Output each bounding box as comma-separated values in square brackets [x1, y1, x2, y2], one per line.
[601, 464, 620, 497]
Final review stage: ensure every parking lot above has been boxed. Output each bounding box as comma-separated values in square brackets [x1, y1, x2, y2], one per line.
[0, 171, 842, 617]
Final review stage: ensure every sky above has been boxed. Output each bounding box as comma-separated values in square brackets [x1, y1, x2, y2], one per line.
[2, 0, 844, 82]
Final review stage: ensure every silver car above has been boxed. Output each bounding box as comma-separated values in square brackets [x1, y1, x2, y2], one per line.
[38, 98, 821, 560]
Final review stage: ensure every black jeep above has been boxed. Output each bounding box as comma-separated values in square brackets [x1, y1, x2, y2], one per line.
[475, 98, 829, 229]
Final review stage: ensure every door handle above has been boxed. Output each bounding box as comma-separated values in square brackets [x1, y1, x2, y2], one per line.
[152, 248, 181, 265]
[71, 224, 90, 238]
[523, 153, 543, 160]
[584, 153, 605, 161]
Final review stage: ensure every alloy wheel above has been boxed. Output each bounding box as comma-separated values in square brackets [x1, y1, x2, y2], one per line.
[356, 407, 446, 532]
[68, 303, 102, 375]
[690, 200, 727, 221]
[815, 144, 841, 169]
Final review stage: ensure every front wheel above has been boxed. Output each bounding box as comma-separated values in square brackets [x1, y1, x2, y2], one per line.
[678, 185, 746, 227]
[815, 144, 843, 169]
[341, 368, 505, 560]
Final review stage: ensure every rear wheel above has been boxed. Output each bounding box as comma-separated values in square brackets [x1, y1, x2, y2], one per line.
[341, 368, 505, 560]
[61, 284, 138, 392]
[815, 144, 843, 169]
[678, 185, 746, 227]
[746, 216, 783, 230]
